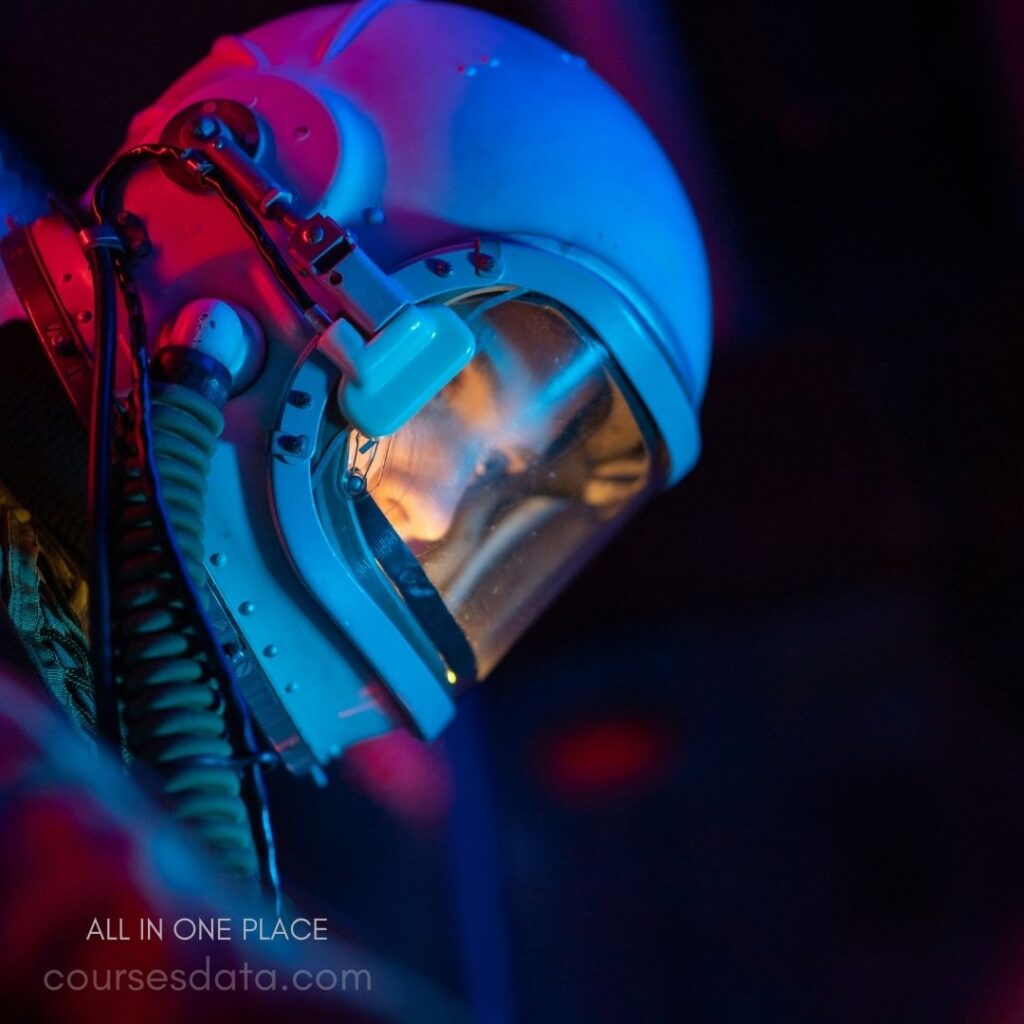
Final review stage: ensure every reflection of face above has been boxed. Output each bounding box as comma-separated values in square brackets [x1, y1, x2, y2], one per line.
[351, 351, 538, 543]
[347, 298, 652, 549]
[333, 296, 654, 679]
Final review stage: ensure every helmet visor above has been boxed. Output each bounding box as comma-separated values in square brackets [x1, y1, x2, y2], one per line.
[333, 291, 656, 679]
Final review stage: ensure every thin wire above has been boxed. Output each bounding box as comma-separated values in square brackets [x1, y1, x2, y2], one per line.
[201, 171, 318, 316]
[92, 144, 318, 320]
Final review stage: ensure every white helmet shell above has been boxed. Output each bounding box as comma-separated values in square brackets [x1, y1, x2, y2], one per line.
[127, 0, 711, 480]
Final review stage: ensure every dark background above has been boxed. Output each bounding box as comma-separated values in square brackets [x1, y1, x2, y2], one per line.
[2, 1, 1022, 1021]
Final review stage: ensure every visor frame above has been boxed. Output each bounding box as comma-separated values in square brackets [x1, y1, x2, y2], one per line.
[263, 235, 701, 754]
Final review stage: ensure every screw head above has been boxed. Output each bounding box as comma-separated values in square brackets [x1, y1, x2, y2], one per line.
[191, 115, 220, 141]
[344, 473, 367, 497]
[304, 224, 326, 245]
[428, 258, 453, 277]
[239, 601, 256, 616]
[278, 434, 308, 455]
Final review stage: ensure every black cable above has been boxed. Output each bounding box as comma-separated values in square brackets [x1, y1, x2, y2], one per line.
[46, 192, 122, 742]
[85, 241, 122, 747]
[90, 144, 183, 225]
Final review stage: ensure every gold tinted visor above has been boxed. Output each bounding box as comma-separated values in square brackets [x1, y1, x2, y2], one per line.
[326, 292, 655, 679]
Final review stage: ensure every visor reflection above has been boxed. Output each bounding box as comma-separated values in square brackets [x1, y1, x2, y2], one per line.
[340, 293, 653, 678]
